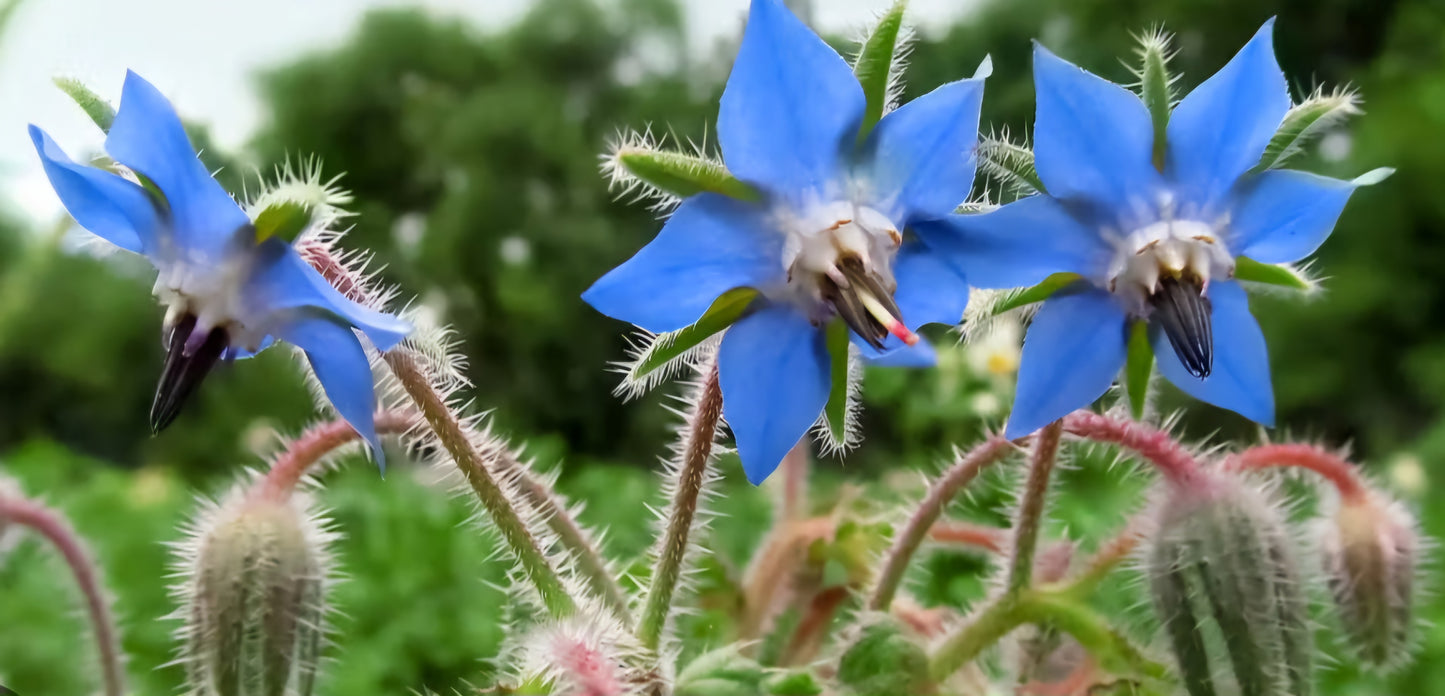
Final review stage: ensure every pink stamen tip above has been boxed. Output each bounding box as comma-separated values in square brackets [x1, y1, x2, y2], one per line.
[888, 320, 919, 346]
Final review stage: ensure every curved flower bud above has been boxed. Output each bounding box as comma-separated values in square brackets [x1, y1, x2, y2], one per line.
[174, 484, 335, 696]
[1319, 489, 1421, 670]
[1146, 472, 1311, 696]
[30, 71, 410, 467]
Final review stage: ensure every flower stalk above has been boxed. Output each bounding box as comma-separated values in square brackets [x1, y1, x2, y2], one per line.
[638, 362, 723, 651]
[1061, 411, 1201, 485]
[927, 589, 1168, 684]
[868, 435, 1016, 611]
[386, 349, 576, 618]
[255, 410, 419, 502]
[1007, 420, 1063, 593]
[1225, 443, 1368, 503]
[0, 492, 126, 696]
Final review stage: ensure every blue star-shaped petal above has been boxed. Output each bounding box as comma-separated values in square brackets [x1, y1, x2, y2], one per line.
[920, 20, 1369, 438]
[31, 71, 411, 467]
[584, 0, 985, 483]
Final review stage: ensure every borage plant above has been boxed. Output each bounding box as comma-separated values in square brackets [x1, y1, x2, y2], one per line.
[0, 1, 1426, 696]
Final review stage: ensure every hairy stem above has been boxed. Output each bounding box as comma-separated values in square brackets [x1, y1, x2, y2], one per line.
[868, 436, 1017, 611]
[928, 590, 1169, 684]
[779, 442, 810, 522]
[0, 494, 125, 696]
[1225, 443, 1368, 503]
[1009, 421, 1063, 593]
[781, 586, 850, 666]
[506, 457, 633, 623]
[928, 593, 1020, 681]
[255, 410, 419, 502]
[386, 349, 575, 617]
[638, 363, 723, 651]
[305, 243, 612, 617]
[1061, 411, 1201, 485]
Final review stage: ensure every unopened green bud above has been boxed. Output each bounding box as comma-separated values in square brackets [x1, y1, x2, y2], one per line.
[176, 486, 334, 696]
[763, 670, 823, 696]
[1320, 491, 1420, 670]
[674, 646, 767, 696]
[836, 619, 930, 696]
[1147, 473, 1312, 696]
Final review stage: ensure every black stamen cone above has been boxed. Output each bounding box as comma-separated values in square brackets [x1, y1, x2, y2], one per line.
[822, 257, 902, 350]
[1151, 275, 1213, 379]
[150, 314, 230, 434]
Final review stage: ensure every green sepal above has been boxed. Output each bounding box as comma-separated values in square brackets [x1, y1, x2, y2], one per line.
[1232, 256, 1312, 291]
[1135, 30, 1176, 169]
[977, 133, 1045, 197]
[993, 273, 1083, 315]
[852, 0, 908, 140]
[1253, 88, 1360, 172]
[616, 148, 760, 202]
[630, 288, 758, 381]
[1125, 320, 1153, 420]
[252, 201, 314, 244]
[54, 77, 116, 134]
[821, 320, 852, 449]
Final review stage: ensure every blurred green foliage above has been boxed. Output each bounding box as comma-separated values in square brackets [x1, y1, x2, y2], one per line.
[2, 0, 1445, 693]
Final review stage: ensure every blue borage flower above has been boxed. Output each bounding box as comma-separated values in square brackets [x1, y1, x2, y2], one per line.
[921, 20, 1377, 438]
[30, 71, 411, 467]
[584, 0, 984, 483]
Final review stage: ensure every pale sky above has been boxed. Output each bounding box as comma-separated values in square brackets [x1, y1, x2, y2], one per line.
[0, 0, 979, 224]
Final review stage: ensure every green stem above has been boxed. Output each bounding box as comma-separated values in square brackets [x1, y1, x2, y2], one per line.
[386, 349, 576, 618]
[1007, 421, 1063, 593]
[928, 590, 1170, 685]
[867, 436, 1017, 611]
[508, 452, 633, 624]
[638, 363, 723, 651]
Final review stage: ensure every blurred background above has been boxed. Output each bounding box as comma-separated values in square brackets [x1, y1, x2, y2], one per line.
[0, 0, 1441, 694]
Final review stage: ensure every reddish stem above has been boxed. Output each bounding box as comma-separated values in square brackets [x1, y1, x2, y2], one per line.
[254, 411, 419, 502]
[929, 521, 1008, 554]
[1061, 411, 1201, 485]
[1226, 443, 1368, 504]
[0, 495, 125, 696]
[781, 586, 851, 666]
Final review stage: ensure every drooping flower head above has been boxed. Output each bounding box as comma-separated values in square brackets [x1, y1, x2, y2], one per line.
[922, 21, 1382, 437]
[584, 0, 985, 483]
[30, 71, 411, 465]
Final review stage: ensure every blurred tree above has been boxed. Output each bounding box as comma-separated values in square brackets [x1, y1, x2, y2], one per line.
[250, 0, 719, 464]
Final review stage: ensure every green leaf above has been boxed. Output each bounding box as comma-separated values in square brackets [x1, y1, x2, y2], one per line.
[1253, 87, 1360, 172]
[821, 319, 852, 450]
[852, 0, 908, 140]
[992, 273, 1082, 315]
[1232, 257, 1312, 291]
[252, 201, 314, 244]
[1125, 321, 1153, 420]
[627, 288, 758, 385]
[53, 77, 116, 134]
[615, 148, 759, 202]
[1135, 29, 1176, 169]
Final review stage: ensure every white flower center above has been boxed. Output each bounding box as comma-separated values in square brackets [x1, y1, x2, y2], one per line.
[774, 200, 915, 347]
[153, 251, 264, 352]
[1104, 218, 1235, 317]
